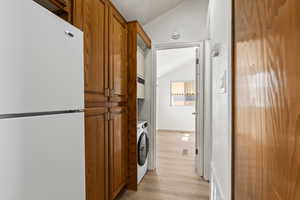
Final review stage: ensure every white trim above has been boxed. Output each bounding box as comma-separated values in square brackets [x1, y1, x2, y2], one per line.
[211, 163, 226, 200]
[203, 40, 213, 181]
[227, 0, 233, 199]
[149, 41, 208, 177]
[206, 0, 212, 39]
[148, 47, 157, 170]
[208, 0, 233, 198]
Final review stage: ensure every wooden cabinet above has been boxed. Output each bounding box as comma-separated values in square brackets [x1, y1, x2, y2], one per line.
[74, 1, 129, 200]
[109, 107, 128, 199]
[85, 108, 109, 200]
[33, 0, 73, 23]
[127, 21, 151, 190]
[73, 0, 84, 30]
[74, 0, 127, 106]
[74, 0, 109, 107]
[85, 106, 128, 200]
[109, 5, 128, 103]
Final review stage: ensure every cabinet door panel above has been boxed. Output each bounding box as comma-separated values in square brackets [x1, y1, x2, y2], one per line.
[109, 6, 128, 102]
[73, 0, 84, 30]
[109, 107, 128, 199]
[84, 0, 109, 106]
[85, 108, 108, 200]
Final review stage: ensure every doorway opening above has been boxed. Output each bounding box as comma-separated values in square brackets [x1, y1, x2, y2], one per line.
[148, 42, 211, 199]
[156, 47, 199, 175]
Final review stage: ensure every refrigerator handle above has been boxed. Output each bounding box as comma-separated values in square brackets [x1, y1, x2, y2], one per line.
[64, 31, 74, 38]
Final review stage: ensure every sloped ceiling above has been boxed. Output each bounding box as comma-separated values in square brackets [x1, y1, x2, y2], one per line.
[111, 0, 185, 25]
[157, 47, 196, 78]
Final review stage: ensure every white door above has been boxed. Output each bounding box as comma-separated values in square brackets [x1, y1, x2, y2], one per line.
[0, 0, 84, 115]
[0, 112, 85, 200]
[195, 44, 205, 177]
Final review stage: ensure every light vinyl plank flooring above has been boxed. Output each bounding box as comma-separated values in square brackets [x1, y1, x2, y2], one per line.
[118, 131, 209, 200]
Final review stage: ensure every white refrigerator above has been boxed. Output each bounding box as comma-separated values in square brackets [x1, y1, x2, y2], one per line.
[0, 1, 85, 200]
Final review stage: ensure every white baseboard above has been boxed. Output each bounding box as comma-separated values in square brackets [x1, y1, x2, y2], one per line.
[157, 129, 195, 133]
[211, 163, 225, 200]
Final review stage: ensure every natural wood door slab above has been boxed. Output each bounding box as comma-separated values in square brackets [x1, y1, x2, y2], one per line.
[233, 0, 300, 199]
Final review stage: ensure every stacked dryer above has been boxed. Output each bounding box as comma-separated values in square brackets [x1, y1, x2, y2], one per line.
[137, 121, 149, 184]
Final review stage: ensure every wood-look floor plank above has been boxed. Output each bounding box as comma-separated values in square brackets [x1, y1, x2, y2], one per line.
[118, 131, 209, 200]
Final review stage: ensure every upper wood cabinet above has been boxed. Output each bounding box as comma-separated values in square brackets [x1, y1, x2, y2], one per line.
[109, 106, 128, 199]
[33, 0, 73, 22]
[85, 107, 109, 200]
[109, 5, 128, 103]
[74, 0, 109, 107]
[74, 0, 128, 106]
[73, 0, 84, 30]
[73, 1, 129, 199]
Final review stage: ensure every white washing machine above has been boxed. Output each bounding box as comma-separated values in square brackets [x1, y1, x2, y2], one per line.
[137, 121, 149, 184]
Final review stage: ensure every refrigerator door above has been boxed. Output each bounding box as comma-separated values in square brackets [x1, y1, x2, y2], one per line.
[0, 113, 85, 200]
[0, 0, 84, 115]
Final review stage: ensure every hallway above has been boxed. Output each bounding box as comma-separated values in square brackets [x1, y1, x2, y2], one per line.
[118, 131, 209, 200]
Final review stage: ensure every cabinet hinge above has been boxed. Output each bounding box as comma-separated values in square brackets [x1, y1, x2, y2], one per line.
[196, 58, 200, 65]
[195, 148, 199, 155]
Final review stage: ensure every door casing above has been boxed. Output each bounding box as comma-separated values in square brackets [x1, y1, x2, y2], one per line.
[148, 41, 211, 180]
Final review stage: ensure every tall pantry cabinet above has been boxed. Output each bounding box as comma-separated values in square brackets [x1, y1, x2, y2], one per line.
[73, 0, 128, 200]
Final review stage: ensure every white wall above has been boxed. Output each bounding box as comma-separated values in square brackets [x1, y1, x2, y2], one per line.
[157, 51, 195, 132]
[209, 0, 232, 199]
[144, 0, 211, 170]
[144, 0, 209, 44]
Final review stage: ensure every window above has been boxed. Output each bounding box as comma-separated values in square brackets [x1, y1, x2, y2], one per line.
[171, 81, 196, 106]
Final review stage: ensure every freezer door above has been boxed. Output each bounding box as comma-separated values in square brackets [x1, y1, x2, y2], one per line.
[0, 113, 85, 200]
[0, 0, 84, 115]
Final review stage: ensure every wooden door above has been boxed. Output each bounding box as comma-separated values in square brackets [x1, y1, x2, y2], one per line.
[109, 106, 128, 199]
[234, 0, 300, 199]
[85, 108, 109, 200]
[109, 4, 128, 102]
[74, 0, 109, 107]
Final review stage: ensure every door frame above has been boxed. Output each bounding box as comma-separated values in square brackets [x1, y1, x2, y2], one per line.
[203, 40, 213, 181]
[148, 41, 211, 179]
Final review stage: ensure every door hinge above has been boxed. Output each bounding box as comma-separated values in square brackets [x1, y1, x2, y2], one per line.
[195, 148, 199, 155]
[196, 58, 200, 65]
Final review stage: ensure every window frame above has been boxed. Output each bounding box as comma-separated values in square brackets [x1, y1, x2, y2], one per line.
[170, 80, 196, 107]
